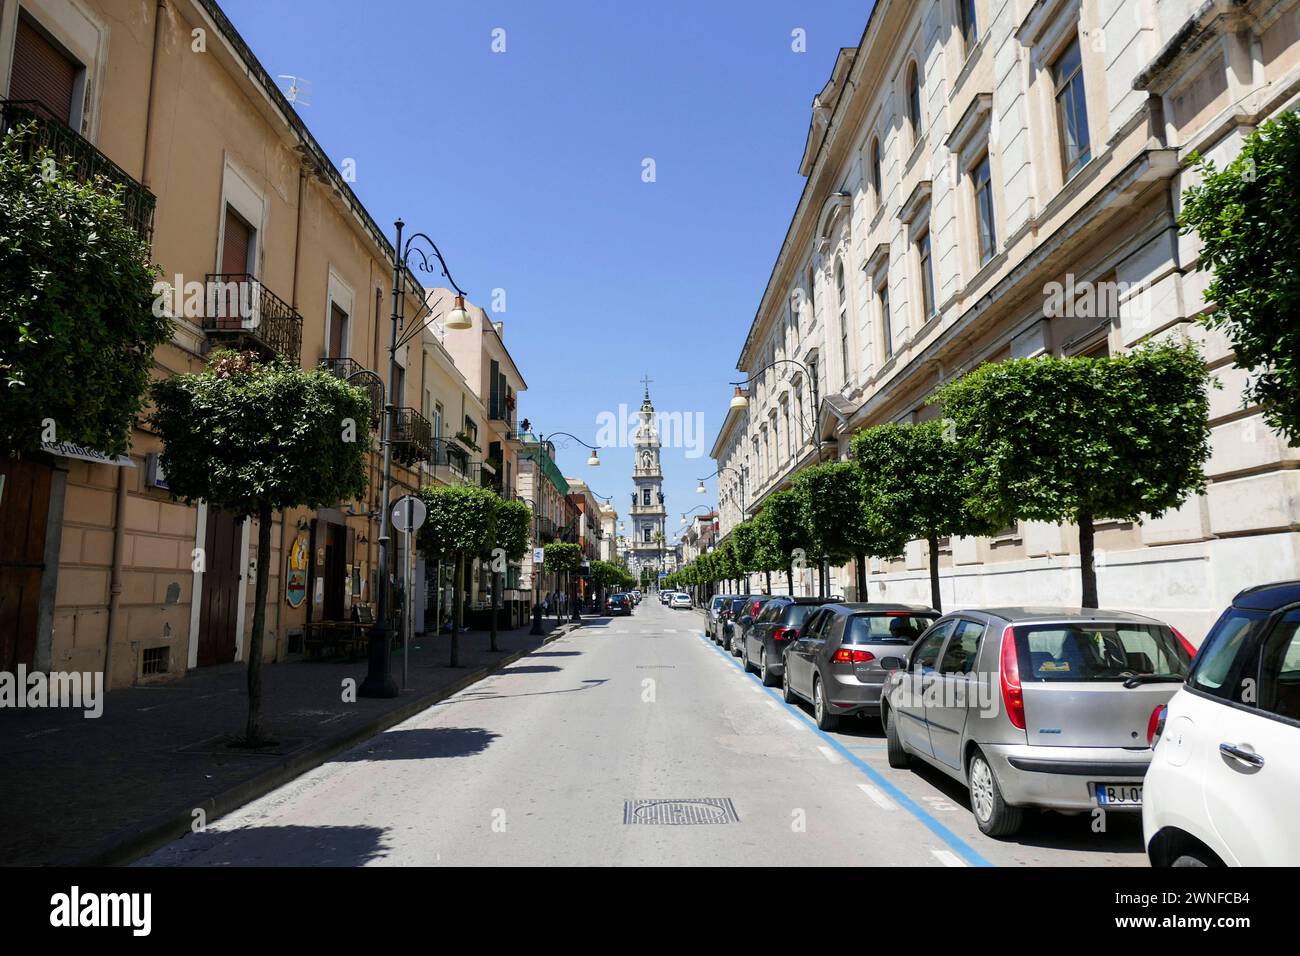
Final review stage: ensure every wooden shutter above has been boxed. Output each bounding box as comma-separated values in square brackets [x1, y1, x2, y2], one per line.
[329, 302, 348, 358]
[9, 15, 78, 126]
[220, 206, 251, 274]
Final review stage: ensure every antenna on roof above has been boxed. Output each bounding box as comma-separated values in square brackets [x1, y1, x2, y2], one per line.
[277, 75, 312, 107]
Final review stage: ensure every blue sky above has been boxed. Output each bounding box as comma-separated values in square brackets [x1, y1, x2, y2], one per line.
[223, 0, 871, 545]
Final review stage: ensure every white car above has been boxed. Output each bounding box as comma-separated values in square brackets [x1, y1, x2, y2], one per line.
[671, 592, 691, 609]
[1144, 581, 1300, 866]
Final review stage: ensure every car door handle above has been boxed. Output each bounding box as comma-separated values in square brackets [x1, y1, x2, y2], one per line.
[1219, 743, 1264, 768]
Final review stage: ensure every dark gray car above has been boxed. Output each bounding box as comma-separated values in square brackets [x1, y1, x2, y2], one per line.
[742, 597, 833, 686]
[783, 603, 939, 729]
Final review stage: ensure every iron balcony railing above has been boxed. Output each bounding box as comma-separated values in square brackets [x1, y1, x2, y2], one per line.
[319, 357, 384, 424]
[430, 437, 470, 483]
[392, 407, 433, 467]
[203, 274, 303, 364]
[1, 99, 156, 242]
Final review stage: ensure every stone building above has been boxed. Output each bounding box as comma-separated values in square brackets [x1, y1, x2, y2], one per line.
[627, 384, 668, 583]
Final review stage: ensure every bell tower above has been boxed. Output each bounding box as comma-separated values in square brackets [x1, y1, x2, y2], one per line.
[629, 377, 666, 581]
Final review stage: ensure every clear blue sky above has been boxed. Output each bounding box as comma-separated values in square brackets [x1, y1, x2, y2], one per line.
[223, 0, 871, 545]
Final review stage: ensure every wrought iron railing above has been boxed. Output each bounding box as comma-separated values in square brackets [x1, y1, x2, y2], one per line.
[392, 407, 433, 467]
[203, 274, 303, 363]
[1, 99, 156, 242]
[319, 357, 383, 423]
[429, 437, 470, 482]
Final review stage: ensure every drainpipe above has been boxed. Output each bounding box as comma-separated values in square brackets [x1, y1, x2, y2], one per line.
[104, 464, 129, 688]
[140, 0, 165, 190]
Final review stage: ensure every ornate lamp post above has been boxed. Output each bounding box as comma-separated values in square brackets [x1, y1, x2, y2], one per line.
[361, 219, 468, 699]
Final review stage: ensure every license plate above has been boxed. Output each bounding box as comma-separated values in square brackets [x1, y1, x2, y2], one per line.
[1095, 783, 1143, 807]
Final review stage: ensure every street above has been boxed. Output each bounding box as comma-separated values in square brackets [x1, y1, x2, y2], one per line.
[141, 600, 1145, 867]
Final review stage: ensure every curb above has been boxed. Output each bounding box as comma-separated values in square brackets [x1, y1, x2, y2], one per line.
[61, 621, 586, 867]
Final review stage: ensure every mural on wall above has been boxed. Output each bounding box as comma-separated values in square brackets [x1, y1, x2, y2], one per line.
[286, 534, 308, 608]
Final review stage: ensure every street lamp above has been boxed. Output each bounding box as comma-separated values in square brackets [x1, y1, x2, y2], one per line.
[362, 218, 468, 699]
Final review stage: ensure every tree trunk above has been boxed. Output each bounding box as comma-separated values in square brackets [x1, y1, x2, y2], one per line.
[451, 552, 463, 667]
[855, 552, 867, 603]
[784, 566, 793, 595]
[244, 503, 273, 744]
[1078, 512, 1098, 609]
[765, 570, 772, 595]
[818, 561, 826, 598]
[927, 532, 942, 613]
[489, 568, 500, 652]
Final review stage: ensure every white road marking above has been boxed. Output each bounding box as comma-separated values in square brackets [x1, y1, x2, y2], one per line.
[857, 783, 898, 811]
[784, 718, 803, 730]
[817, 746, 841, 764]
[931, 849, 967, 867]
[766, 700, 779, 710]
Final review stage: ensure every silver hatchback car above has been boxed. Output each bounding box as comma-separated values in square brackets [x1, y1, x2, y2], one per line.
[880, 607, 1194, 837]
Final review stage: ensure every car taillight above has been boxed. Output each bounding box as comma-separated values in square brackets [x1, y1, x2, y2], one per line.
[773, 626, 795, 641]
[1170, 626, 1196, 658]
[831, 648, 875, 664]
[1147, 704, 1167, 747]
[999, 625, 1025, 731]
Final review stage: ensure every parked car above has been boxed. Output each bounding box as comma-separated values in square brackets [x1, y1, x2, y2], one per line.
[1144, 581, 1300, 866]
[741, 597, 834, 686]
[705, 595, 732, 637]
[631, 589, 642, 605]
[729, 596, 770, 654]
[671, 592, 692, 609]
[719, 596, 751, 651]
[605, 593, 631, 616]
[880, 607, 1193, 837]
[660, 590, 673, 605]
[783, 603, 939, 729]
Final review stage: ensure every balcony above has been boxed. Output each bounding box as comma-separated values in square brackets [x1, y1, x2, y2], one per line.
[319, 357, 383, 424]
[392, 408, 433, 467]
[1, 99, 155, 242]
[203, 274, 303, 364]
[430, 437, 470, 484]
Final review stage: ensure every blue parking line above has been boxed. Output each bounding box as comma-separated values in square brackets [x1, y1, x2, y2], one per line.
[697, 629, 993, 868]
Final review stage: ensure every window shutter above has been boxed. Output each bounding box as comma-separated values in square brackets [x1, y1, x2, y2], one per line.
[329, 302, 348, 358]
[10, 16, 79, 126]
[220, 207, 251, 274]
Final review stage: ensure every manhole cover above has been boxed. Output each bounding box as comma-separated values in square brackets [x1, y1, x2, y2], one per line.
[624, 798, 739, 825]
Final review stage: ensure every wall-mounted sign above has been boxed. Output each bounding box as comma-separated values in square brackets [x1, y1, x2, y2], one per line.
[286, 534, 308, 608]
[41, 442, 135, 467]
[533, 547, 545, 564]
[145, 452, 169, 490]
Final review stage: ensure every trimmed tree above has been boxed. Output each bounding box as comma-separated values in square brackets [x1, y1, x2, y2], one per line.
[1179, 111, 1300, 444]
[730, 521, 758, 593]
[418, 484, 499, 666]
[543, 541, 583, 622]
[852, 420, 1000, 612]
[753, 489, 808, 594]
[150, 351, 370, 744]
[2, 123, 172, 456]
[488, 497, 531, 652]
[934, 342, 1211, 608]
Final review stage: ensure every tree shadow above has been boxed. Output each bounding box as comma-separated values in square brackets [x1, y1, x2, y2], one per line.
[496, 665, 562, 675]
[138, 824, 390, 867]
[333, 727, 500, 762]
[527, 651, 583, 657]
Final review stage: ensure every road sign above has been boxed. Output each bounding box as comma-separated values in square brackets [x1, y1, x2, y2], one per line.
[391, 495, 426, 533]
[533, 547, 545, 563]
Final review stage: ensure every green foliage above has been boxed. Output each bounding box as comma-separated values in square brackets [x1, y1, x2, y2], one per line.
[730, 521, 758, 572]
[752, 489, 807, 574]
[418, 484, 500, 559]
[493, 498, 532, 562]
[793, 460, 904, 563]
[933, 342, 1211, 528]
[2, 123, 172, 456]
[852, 420, 999, 545]
[543, 541, 583, 574]
[1180, 111, 1300, 443]
[150, 351, 371, 517]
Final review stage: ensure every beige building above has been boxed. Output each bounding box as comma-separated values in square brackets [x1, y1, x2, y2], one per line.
[0, 0, 508, 686]
[712, 0, 1300, 640]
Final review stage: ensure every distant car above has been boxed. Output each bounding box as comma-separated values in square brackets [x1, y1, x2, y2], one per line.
[881, 607, 1193, 837]
[660, 590, 673, 605]
[705, 595, 731, 637]
[741, 597, 833, 686]
[671, 592, 692, 609]
[630, 590, 642, 605]
[605, 593, 631, 616]
[783, 603, 940, 728]
[1144, 581, 1300, 866]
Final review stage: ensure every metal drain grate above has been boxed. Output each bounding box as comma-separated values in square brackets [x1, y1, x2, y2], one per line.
[624, 798, 740, 825]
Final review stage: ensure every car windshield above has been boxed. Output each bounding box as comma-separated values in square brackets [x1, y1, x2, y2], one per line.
[1014, 622, 1191, 682]
[845, 613, 938, 645]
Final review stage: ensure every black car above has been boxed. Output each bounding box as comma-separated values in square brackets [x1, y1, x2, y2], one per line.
[723, 595, 765, 653]
[741, 597, 834, 685]
[605, 593, 631, 616]
[782, 602, 939, 729]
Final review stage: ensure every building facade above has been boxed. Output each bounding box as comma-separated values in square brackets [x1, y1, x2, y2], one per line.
[711, 0, 1300, 640]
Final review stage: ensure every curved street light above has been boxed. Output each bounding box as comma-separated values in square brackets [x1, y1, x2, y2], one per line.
[726, 358, 823, 456]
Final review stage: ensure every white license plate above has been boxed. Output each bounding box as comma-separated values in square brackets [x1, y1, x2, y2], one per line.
[1095, 783, 1143, 807]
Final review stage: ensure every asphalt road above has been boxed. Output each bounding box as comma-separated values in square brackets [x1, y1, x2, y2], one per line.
[140, 599, 1147, 866]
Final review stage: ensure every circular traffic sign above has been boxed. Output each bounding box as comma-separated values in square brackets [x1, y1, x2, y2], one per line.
[391, 495, 427, 532]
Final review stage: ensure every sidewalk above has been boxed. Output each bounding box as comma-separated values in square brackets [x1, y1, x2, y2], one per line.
[0, 616, 588, 866]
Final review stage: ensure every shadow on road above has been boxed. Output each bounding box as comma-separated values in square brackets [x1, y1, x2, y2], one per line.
[333, 727, 500, 762]
[496, 665, 563, 675]
[528, 651, 583, 657]
[140, 824, 391, 867]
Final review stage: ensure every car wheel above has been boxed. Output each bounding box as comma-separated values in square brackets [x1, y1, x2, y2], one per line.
[760, 649, 778, 687]
[968, 749, 1022, 837]
[1171, 854, 1211, 868]
[782, 664, 797, 704]
[813, 677, 839, 731]
[884, 706, 910, 769]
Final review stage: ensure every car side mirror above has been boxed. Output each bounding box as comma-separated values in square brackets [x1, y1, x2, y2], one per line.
[880, 656, 906, 671]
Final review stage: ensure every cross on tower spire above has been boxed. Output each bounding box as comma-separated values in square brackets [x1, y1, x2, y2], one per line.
[640, 374, 653, 400]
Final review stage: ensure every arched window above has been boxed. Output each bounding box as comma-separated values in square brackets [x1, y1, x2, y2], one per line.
[907, 62, 923, 139]
[870, 136, 882, 198]
[835, 259, 850, 382]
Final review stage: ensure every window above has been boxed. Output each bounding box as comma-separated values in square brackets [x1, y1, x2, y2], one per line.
[879, 282, 893, 359]
[870, 137, 882, 199]
[911, 622, 953, 672]
[917, 228, 936, 321]
[1258, 610, 1300, 721]
[972, 153, 996, 265]
[1052, 37, 1091, 179]
[220, 206, 253, 274]
[846, 613, 938, 645]
[1014, 624, 1191, 683]
[9, 14, 81, 125]
[642, 488, 651, 506]
[940, 620, 986, 674]
[781, 401, 791, 460]
[434, 402, 444, 440]
[328, 302, 349, 358]
[1189, 609, 1269, 703]
[958, 0, 979, 54]
[835, 260, 850, 382]
[806, 263, 817, 325]
[906, 62, 923, 141]
[461, 415, 476, 444]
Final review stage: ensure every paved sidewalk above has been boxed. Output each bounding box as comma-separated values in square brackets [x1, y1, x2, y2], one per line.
[0, 616, 590, 866]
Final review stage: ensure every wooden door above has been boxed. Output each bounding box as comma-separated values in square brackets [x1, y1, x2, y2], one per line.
[198, 508, 242, 666]
[323, 524, 346, 621]
[0, 458, 52, 672]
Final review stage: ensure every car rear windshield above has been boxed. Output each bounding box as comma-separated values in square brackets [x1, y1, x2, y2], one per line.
[728, 598, 746, 613]
[1014, 623, 1191, 682]
[845, 613, 937, 645]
